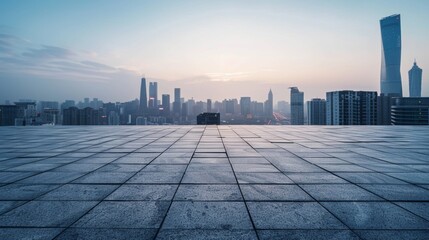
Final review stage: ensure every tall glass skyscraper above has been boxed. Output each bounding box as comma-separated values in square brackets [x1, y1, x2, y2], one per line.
[139, 77, 148, 115]
[408, 60, 423, 97]
[380, 14, 402, 97]
[290, 87, 304, 125]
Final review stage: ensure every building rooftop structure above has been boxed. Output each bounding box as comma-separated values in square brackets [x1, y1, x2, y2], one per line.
[0, 126, 428, 239]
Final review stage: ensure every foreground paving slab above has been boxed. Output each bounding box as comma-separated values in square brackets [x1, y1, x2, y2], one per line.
[0, 125, 428, 239]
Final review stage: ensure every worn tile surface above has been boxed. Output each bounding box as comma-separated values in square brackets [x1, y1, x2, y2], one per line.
[0, 125, 428, 239]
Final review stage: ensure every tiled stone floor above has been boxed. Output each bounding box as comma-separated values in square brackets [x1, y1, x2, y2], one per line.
[0, 125, 428, 240]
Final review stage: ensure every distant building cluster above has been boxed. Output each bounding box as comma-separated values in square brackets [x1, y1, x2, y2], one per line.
[1, 14, 427, 126]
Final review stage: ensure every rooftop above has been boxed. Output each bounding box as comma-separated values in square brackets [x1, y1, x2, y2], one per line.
[0, 126, 429, 239]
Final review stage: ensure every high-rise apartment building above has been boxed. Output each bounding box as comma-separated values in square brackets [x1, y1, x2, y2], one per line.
[139, 78, 148, 115]
[408, 61, 423, 97]
[380, 14, 402, 97]
[307, 98, 326, 125]
[290, 87, 304, 125]
[326, 91, 377, 125]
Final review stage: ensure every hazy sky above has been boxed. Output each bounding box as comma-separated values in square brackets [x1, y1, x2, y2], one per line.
[0, 0, 428, 103]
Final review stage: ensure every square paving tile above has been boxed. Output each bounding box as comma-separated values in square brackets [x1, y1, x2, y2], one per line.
[56, 228, 157, 240]
[0, 228, 64, 240]
[359, 184, 429, 201]
[0, 184, 60, 200]
[236, 172, 293, 184]
[182, 171, 236, 184]
[174, 185, 242, 201]
[301, 184, 382, 201]
[258, 230, 360, 240]
[321, 202, 429, 229]
[37, 184, 118, 200]
[128, 171, 184, 184]
[156, 229, 258, 240]
[73, 201, 170, 228]
[73, 172, 133, 184]
[106, 184, 177, 200]
[240, 184, 312, 201]
[162, 201, 253, 229]
[0, 201, 98, 227]
[247, 202, 346, 229]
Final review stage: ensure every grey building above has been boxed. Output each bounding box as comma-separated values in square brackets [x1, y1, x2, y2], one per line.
[290, 87, 304, 125]
[240, 97, 251, 116]
[162, 94, 170, 116]
[264, 89, 273, 118]
[149, 82, 158, 109]
[307, 98, 326, 125]
[173, 88, 181, 117]
[139, 78, 148, 115]
[326, 91, 377, 125]
[207, 99, 212, 113]
[380, 14, 402, 97]
[391, 97, 429, 125]
[408, 61, 423, 97]
[377, 94, 393, 125]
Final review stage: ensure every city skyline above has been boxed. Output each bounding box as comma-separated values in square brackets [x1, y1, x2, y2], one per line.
[1, 0, 428, 103]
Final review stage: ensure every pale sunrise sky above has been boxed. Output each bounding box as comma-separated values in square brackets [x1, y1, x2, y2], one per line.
[0, 0, 428, 103]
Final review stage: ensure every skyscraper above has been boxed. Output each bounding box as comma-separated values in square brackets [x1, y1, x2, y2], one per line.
[207, 99, 212, 112]
[408, 60, 423, 97]
[380, 14, 402, 97]
[326, 91, 377, 125]
[240, 97, 251, 116]
[173, 88, 181, 116]
[290, 87, 304, 125]
[139, 78, 148, 115]
[162, 94, 170, 116]
[149, 82, 158, 109]
[264, 89, 273, 118]
[307, 98, 326, 125]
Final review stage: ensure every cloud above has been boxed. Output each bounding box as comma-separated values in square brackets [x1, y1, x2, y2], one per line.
[22, 45, 74, 59]
[0, 33, 138, 85]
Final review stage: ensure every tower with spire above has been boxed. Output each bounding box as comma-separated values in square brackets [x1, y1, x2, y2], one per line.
[264, 89, 273, 118]
[408, 60, 423, 97]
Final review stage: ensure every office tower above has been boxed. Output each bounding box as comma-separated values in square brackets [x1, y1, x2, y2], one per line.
[149, 82, 158, 109]
[139, 78, 148, 115]
[240, 97, 251, 116]
[380, 14, 402, 97]
[173, 88, 181, 116]
[207, 99, 212, 112]
[290, 87, 304, 125]
[408, 60, 423, 97]
[307, 98, 326, 125]
[250, 101, 264, 117]
[326, 91, 377, 125]
[224, 99, 235, 114]
[162, 94, 170, 115]
[391, 97, 429, 125]
[181, 102, 188, 121]
[264, 89, 273, 118]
